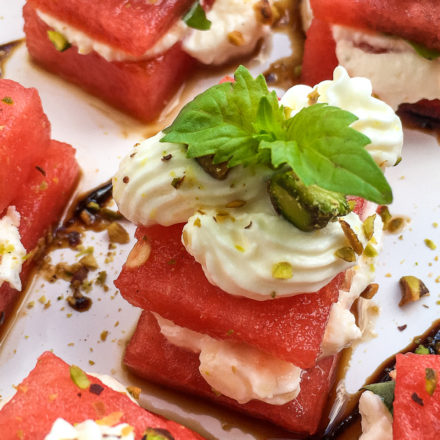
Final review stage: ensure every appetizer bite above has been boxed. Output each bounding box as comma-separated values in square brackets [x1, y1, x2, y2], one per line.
[359, 353, 440, 440]
[301, 0, 440, 122]
[0, 351, 205, 439]
[0, 79, 79, 331]
[113, 66, 402, 435]
[23, 0, 275, 122]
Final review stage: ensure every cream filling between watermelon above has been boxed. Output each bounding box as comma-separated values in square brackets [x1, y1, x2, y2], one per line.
[36, 0, 270, 65]
[0, 206, 26, 291]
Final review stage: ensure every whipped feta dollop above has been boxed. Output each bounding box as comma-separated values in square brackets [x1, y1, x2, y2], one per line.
[37, 0, 270, 65]
[183, 210, 366, 299]
[332, 26, 440, 110]
[155, 313, 302, 405]
[0, 206, 26, 291]
[45, 418, 135, 440]
[359, 390, 393, 440]
[113, 132, 270, 227]
[281, 66, 403, 168]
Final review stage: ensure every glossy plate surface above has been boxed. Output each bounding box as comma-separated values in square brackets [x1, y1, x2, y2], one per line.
[1, 3, 439, 439]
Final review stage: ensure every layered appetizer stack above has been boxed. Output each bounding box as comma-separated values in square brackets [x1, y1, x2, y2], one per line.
[0, 79, 79, 329]
[23, 0, 275, 121]
[113, 66, 403, 435]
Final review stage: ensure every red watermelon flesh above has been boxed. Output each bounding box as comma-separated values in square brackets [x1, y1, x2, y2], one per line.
[0, 140, 79, 329]
[115, 223, 344, 369]
[300, 18, 337, 87]
[0, 351, 205, 440]
[0, 79, 50, 215]
[23, 3, 196, 122]
[393, 353, 440, 440]
[27, 0, 195, 57]
[311, 0, 440, 52]
[124, 311, 339, 436]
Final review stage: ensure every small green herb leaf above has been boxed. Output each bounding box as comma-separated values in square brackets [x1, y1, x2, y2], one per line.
[408, 41, 440, 60]
[183, 0, 211, 30]
[70, 365, 90, 389]
[363, 381, 395, 415]
[162, 66, 393, 205]
[284, 104, 392, 204]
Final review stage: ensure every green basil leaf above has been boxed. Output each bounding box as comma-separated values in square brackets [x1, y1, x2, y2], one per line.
[183, 0, 211, 30]
[363, 381, 395, 415]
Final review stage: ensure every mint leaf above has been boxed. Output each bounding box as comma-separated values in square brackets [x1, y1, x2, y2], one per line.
[162, 65, 283, 167]
[408, 40, 440, 60]
[183, 0, 211, 30]
[283, 104, 392, 204]
[363, 381, 395, 415]
[162, 66, 393, 205]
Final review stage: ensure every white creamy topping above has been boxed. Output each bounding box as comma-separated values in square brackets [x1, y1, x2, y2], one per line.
[183, 0, 269, 65]
[281, 66, 403, 168]
[113, 132, 270, 227]
[37, 0, 269, 65]
[333, 26, 440, 110]
[154, 313, 302, 405]
[0, 206, 26, 291]
[321, 212, 383, 356]
[45, 418, 135, 440]
[183, 210, 364, 299]
[359, 390, 393, 440]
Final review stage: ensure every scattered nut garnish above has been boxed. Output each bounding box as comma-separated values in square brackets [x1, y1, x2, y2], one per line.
[171, 176, 185, 189]
[253, 0, 277, 25]
[339, 219, 363, 255]
[360, 283, 379, 299]
[272, 262, 293, 279]
[107, 222, 130, 244]
[307, 89, 319, 105]
[377, 205, 392, 226]
[335, 246, 356, 262]
[363, 214, 376, 241]
[125, 236, 151, 269]
[425, 368, 438, 396]
[79, 254, 98, 270]
[228, 30, 245, 46]
[126, 386, 142, 400]
[386, 217, 405, 233]
[363, 243, 378, 258]
[424, 238, 437, 250]
[399, 275, 429, 306]
[225, 200, 246, 208]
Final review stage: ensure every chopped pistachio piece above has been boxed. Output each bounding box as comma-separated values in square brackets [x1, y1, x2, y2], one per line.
[363, 214, 376, 241]
[107, 222, 130, 244]
[79, 254, 98, 270]
[225, 200, 246, 208]
[143, 427, 175, 440]
[335, 246, 356, 262]
[425, 368, 438, 396]
[47, 30, 71, 52]
[378, 205, 392, 226]
[364, 243, 378, 258]
[424, 238, 437, 250]
[125, 236, 150, 269]
[399, 276, 430, 306]
[272, 262, 293, 279]
[339, 219, 363, 255]
[360, 283, 379, 299]
[126, 386, 142, 400]
[387, 217, 405, 233]
[70, 365, 90, 389]
[415, 345, 430, 355]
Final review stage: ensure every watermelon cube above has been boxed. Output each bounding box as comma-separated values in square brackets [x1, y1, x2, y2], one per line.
[124, 311, 339, 436]
[0, 79, 79, 332]
[393, 353, 440, 439]
[0, 79, 50, 215]
[115, 223, 344, 369]
[310, 0, 440, 52]
[23, 1, 197, 122]
[0, 351, 205, 440]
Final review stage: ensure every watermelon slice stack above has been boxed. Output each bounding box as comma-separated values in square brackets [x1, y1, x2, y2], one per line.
[0, 78, 79, 330]
[0, 351, 205, 440]
[302, 0, 440, 120]
[23, 0, 198, 122]
[115, 197, 368, 435]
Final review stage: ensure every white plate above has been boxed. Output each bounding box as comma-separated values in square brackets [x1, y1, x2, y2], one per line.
[1, 3, 439, 439]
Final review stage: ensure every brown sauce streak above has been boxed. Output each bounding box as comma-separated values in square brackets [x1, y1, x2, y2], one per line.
[0, 40, 23, 78]
[264, 0, 304, 90]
